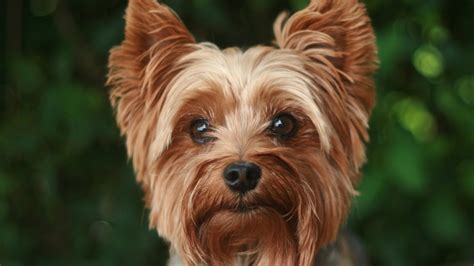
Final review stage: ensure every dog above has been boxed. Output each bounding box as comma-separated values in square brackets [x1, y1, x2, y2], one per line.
[107, 0, 378, 265]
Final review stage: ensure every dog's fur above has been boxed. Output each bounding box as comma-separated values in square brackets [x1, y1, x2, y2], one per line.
[107, 0, 378, 265]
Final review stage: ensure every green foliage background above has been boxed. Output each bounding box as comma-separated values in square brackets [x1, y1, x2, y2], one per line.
[1, 0, 473, 265]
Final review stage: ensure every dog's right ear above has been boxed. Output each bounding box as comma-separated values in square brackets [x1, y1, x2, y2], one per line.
[107, 0, 195, 182]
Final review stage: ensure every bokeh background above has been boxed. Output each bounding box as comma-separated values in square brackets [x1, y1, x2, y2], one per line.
[2, 0, 474, 265]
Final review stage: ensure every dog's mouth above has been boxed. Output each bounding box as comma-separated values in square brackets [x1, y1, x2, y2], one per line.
[231, 196, 287, 215]
[235, 201, 260, 213]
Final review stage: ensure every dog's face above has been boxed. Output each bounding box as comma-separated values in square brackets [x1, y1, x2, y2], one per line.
[108, 0, 377, 264]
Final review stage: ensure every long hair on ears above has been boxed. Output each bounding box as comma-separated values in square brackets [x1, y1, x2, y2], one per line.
[274, 0, 378, 174]
[107, 0, 196, 194]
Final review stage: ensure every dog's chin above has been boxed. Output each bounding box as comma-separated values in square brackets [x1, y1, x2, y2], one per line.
[199, 212, 294, 262]
[194, 203, 298, 263]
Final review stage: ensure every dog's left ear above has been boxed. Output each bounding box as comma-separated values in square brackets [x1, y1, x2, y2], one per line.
[274, 0, 378, 168]
[274, 0, 378, 111]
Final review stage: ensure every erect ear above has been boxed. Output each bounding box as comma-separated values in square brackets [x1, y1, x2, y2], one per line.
[107, 0, 195, 183]
[274, 0, 378, 114]
[274, 0, 378, 170]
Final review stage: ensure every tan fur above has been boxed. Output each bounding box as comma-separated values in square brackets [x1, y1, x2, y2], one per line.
[107, 0, 378, 265]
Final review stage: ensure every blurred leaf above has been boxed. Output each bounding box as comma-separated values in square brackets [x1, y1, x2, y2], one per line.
[413, 45, 444, 79]
[393, 97, 436, 142]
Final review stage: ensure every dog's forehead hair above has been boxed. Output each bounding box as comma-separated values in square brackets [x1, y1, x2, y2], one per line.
[177, 44, 310, 103]
[149, 44, 331, 161]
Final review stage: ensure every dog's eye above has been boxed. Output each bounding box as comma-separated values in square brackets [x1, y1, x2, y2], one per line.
[190, 118, 214, 144]
[270, 113, 297, 139]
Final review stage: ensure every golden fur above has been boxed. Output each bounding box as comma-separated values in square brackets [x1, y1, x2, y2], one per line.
[107, 0, 378, 265]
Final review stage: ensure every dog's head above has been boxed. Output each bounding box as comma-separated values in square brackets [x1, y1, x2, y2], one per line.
[107, 0, 377, 264]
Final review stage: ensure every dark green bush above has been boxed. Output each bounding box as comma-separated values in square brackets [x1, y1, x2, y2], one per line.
[1, 0, 473, 265]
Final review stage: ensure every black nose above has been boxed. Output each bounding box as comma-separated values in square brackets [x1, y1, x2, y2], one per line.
[223, 161, 262, 193]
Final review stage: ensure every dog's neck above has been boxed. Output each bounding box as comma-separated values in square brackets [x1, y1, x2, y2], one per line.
[167, 231, 368, 266]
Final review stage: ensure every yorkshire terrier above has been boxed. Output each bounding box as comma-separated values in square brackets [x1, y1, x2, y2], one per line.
[107, 0, 378, 265]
